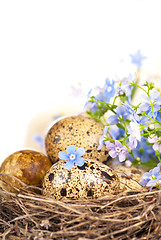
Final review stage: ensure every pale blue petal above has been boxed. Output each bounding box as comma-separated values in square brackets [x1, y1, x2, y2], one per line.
[139, 179, 149, 185]
[109, 150, 117, 158]
[75, 158, 85, 167]
[106, 141, 115, 149]
[103, 126, 108, 135]
[59, 151, 69, 160]
[152, 166, 160, 175]
[141, 172, 151, 179]
[146, 179, 157, 187]
[116, 105, 126, 115]
[76, 147, 85, 158]
[155, 98, 161, 105]
[139, 103, 150, 112]
[150, 89, 160, 100]
[115, 140, 123, 148]
[108, 115, 118, 125]
[67, 145, 75, 154]
[118, 152, 126, 162]
[156, 174, 161, 181]
[153, 105, 160, 112]
[64, 160, 74, 170]
[97, 136, 104, 150]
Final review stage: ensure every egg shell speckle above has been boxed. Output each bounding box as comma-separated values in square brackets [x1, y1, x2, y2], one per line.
[42, 159, 120, 200]
[45, 115, 112, 165]
[112, 165, 145, 191]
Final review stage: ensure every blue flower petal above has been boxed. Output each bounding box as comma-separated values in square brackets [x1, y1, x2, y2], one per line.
[108, 115, 118, 125]
[75, 157, 85, 167]
[67, 145, 75, 154]
[146, 179, 157, 187]
[141, 171, 151, 179]
[139, 179, 149, 186]
[59, 151, 69, 160]
[152, 166, 160, 175]
[64, 160, 75, 170]
[76, 147, 85, 158]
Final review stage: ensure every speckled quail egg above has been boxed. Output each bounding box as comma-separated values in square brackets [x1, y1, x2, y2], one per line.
[112, 164, 145, 191]
[0, 150, 52, 192]
[45, 114, 112, 165]
[42, 158, 120, 200]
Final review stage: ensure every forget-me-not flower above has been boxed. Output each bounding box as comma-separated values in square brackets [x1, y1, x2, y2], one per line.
[129, 49, 147, 68]
[97, 126, 108, 150]
[103, 78, 115, 103]
[115, 73, 136, 101]
[106, 140, 128, 162]
[59, 145, 85, 170]
[84, 78, 116, 113]
[148, 135, 161, 153]
[123, 101, 140, 122]
[34, 135, 44, 149]
[138, 89, 161, 118]
[84, 87, 104, 113]
[127, 137, 155, 163]
[139, 165, 161, 189]
[109, 125, 125, 140]
[127, 121, 141, 149]
[108, 105, 130, 125]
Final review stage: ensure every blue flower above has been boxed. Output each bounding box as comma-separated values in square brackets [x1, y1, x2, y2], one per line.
[109, 126, 125, 140]
[97, 126, 108, 150]
[108, 105, 130, 125]
[148, 135, 161, 153]
[59, 145, 85, 170]
[129, 49, 147, 68]
[103, 78, 115, 103]
[123, 101, 140, 122]
[127, 137, 155, 162]
[139, 89, 161, 119]
[154, 111, 161, 122]
[33, 135, 44, 149]
[84, 78, 115, 113]
[106, 140, 128, 162]
[127, 121, 141, 149]
[84, 87, 104, 113]
[115, 73, 136, 101]
[140, 166, 161, 189]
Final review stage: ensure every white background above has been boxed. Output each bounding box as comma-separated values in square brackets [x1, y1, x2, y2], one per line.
[0, 0, 161, 163]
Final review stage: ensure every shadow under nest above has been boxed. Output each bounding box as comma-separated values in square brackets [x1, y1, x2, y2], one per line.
[0, 179, 161, 240]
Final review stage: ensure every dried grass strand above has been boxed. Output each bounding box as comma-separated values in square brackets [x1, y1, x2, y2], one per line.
[0, 180, 161, 239]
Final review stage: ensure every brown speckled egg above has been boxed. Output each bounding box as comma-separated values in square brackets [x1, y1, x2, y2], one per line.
[42, 158, 120, 200]
[45, 115, 112, 165]
[112, 165, 145, 191]
[0, 150, 52, 192]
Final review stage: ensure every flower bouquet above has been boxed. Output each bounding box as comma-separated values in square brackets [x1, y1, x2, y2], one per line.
[85, 49, 161, 192]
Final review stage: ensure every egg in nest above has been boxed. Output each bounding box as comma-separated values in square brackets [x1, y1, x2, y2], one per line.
[42, 158, 120, 200]
[112, 164, 144, 191]
[0, 150, 52, 192]
[45, 115, 112, 165]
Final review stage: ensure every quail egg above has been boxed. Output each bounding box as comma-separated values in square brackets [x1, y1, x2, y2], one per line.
[42, 158, 120, 200]
[45, 114, 112, 165]
[0, 150, 52, 192]
[112, 164, 145, 191]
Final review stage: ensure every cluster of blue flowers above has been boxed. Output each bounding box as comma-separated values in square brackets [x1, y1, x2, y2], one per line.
[85, 49, 161, 190]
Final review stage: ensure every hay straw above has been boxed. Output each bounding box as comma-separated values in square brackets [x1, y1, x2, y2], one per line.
[0, 176, 161, 239]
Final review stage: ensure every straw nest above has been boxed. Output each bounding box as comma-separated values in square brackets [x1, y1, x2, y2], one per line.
[0, 175, 161, 240]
